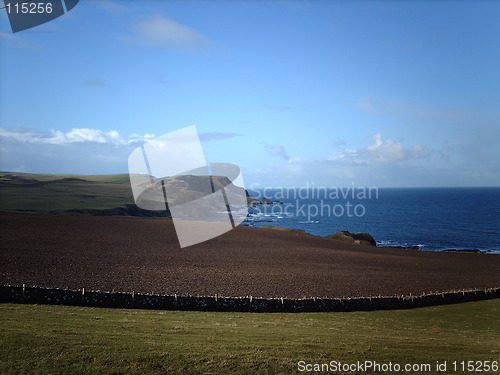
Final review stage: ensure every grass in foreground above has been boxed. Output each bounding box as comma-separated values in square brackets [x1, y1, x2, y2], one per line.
[1, 300, 499, 374]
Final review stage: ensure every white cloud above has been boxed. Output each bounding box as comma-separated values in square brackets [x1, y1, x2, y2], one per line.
[128, 133, 156, 143]
[254, 132, 499, 187]
[0, 127, 154, 146]
[329, 133, 431, 164]
[257, 134, 430, 181]
[287, 156, 307, 163]
[127, 15, 212, 49]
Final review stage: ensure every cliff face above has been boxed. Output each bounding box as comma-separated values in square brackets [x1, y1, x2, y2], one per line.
[135, 175, 249, 210]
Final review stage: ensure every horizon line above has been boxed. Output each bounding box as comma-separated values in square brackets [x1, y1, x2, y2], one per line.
[1, 171, 499, 189]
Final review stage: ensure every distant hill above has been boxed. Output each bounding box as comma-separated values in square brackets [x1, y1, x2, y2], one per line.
[0, 172, 132, 183]
[0, 172, 252, 216]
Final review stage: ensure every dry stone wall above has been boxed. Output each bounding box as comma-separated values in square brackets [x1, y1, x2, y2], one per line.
[0, 285, 498, 312]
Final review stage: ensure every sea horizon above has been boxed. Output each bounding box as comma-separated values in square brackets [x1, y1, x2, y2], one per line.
[1, 171, 499, 253]
[246, 186, 500, 254]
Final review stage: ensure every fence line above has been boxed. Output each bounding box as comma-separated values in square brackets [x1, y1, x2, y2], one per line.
[1, 285, 498, 312]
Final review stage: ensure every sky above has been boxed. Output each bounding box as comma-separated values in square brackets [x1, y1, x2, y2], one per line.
[0, 0, 499, 188]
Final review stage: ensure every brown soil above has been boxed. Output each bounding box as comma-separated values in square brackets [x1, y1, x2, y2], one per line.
[1, 212, 499, 298]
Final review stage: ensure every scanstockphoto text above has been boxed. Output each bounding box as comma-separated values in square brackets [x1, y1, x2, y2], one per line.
[248, 182, 379, 221]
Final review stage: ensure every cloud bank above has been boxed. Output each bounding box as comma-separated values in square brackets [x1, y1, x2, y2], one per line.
[250, 133, 436, 186]
[0, 127, 154, 145]
[329, 133, 432, 164]
[127, 15, 212, 49]
[199, 132, 241, 142]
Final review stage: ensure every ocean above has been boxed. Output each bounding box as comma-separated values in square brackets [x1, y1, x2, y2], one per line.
[244, 187, 500, 253]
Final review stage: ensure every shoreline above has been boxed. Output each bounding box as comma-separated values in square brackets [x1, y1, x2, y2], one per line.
[246, 187, 500, 254]
[244, 223, 499, 254]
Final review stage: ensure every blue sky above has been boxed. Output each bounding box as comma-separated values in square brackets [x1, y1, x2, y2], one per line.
[1, 0, 499, 187]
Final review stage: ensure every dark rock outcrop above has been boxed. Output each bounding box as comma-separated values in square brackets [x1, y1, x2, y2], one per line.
[389, 245, 420, 250]
[327, 230, 376, 246]
[442, 249, 482, 253]
[249, 197, 273, 205]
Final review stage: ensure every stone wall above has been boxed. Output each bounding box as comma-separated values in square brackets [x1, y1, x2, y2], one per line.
[0, 285, 498, 312]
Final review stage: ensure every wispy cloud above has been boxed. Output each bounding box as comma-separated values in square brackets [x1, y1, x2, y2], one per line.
[439, 141, 453, 161]
[356, 97, 471, 122]
[0, 31, 18, 41]
[155, 74, 177, 85]
[0, 31, 40, 49]
[93, 0, 128, 16]
[265, 143, 290, 160]
[83, 79, 106, 87]
[0, 127, 154, 145]
[0, 127, 243, 146]
[199, 132, 242, 142]
[125, 14, 213, 49]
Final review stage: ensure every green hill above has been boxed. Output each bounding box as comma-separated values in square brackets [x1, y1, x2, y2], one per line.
[0, 172, 135, 213]
[0, 172, 251, 215]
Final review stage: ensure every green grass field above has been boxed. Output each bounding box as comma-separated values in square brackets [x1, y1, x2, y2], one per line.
[0, 172, 132, 183]
[1, 300, 498, 374]
[0, 172, 134, 212]
[0, 172, 253, 213]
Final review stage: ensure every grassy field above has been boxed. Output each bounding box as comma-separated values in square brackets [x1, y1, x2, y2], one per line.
[0, 300, 498, 374]
[0, 172, 134, 212]
[0, 171, 252, 213]
[0, 172, 132, 183]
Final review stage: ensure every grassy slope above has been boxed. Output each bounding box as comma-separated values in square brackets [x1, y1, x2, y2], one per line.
[0, 172, 131, 183]
[0, 172, 134, 212]
[0, 172, 253, 212]
[0, 300, 498, 374]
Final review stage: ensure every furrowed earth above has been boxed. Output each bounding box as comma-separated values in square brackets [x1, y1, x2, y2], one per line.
[1, 212, 499, 298]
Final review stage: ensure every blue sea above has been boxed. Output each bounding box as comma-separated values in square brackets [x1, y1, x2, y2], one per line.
[244, 187, 500, 253]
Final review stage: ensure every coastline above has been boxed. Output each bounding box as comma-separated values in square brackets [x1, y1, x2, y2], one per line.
[2, 173, 498, 253]
[245, 186, 500, 254]
[246, 223, 495, 254]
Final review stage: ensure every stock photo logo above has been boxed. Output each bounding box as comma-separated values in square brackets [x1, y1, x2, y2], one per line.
[2, 0, 79, 33]
[128, 126, 248, 248]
